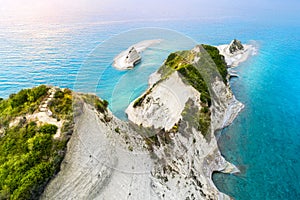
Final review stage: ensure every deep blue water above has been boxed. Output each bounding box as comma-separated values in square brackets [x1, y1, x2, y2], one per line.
[1, 16, 300, 199]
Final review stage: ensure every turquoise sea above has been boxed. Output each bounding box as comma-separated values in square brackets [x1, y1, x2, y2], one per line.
[1, 16, 300, 199]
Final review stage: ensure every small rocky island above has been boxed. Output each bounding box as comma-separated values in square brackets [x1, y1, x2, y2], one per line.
[115, 46, 141, 69]
[218, 39, 256, 67]
[113, 39, 162, 70]
[0, 41, 255, 200]
[229, 39, 244, 53]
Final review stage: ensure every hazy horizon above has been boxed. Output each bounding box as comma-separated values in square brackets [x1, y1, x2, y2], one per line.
[1, 0, 299, 24]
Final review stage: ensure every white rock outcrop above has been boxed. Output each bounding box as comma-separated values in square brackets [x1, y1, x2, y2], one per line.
[126, 71, 200, 131]
[124, 74, 243, 200]
[113, 39, 162, 70]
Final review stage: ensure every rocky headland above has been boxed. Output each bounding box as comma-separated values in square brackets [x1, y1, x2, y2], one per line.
[0, 40, 255, 199]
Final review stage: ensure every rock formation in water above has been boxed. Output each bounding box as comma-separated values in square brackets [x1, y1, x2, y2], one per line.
[113, 39, 161, 70]
[229, 39, 244, 54]
[217, 39, 257, 67]
[125, 47, 141, 68]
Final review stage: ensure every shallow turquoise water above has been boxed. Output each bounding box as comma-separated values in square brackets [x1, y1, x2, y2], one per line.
[1, 16, 300, 199]
[212, 24, 300, 199]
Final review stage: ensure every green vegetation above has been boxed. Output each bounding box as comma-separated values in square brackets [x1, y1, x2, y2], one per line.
[177, 64, 211, 106]
[114, 127, 120, 134]
[163, 50, 214, 137]
[133, 88, 153, 108]
[0, 86, 74, 199]
[49, 89, 73, 120]
[161, 45, 229, 136]
[164, 51, 211, 107]
[170, 124, 179, 133]
[144, 128, 173, 151]
[0, 85, 49, 127]
[95, 99, 109, 113]
[198, 107, 211, 137]
[128, 146, 133, 152]
[201, 44, 228, 84]
[81, 94, 109, 113]
[0, 122, 66, 199]
[135, 45, 227, 137]
[144, 135, 160, 151]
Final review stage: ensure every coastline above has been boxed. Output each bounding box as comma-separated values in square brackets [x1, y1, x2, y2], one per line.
[124, 43, 252, 199]
[42, 42, 254, 199]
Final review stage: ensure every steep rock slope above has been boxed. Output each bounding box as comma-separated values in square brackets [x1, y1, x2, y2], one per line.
[126, 45, 243, 199]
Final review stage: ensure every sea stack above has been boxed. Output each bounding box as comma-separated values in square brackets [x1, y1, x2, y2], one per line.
[228, 39, 244, 54]
[112, 40, 162, 70]
[217, 39, 256, 67]
[112, 46, 141, 70]
[125, 47, 141, 68]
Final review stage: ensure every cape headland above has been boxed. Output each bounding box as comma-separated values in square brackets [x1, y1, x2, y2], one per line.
[0, 40, 255, 200]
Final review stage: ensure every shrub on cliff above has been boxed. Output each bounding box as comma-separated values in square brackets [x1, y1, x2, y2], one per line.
[0, 85, 49, 127]
[0, 86, 73, 199]
[201, 44, 228, 84]
[0, 122, 66, 199]
[49, 89, 73, 120]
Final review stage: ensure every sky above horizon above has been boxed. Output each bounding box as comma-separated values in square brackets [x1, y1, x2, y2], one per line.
[0, 0, 299, 23]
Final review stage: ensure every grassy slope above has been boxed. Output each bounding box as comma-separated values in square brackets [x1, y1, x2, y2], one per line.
[158, 45, 227, 137]
[201, 44, 228, 84]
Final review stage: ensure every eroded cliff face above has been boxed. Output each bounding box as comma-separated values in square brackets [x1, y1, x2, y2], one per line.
[126, 71, 200, 131]
[43, 44, 244, 200]
[125, 45, 243, 199]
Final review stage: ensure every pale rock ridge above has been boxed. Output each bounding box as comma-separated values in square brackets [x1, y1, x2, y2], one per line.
[210, 77, 244, 130]
[124, 43, 250, 199]
[126, 71, 200, 131]
[135, 74, 243, 199]
[42, 96, 159, 200]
